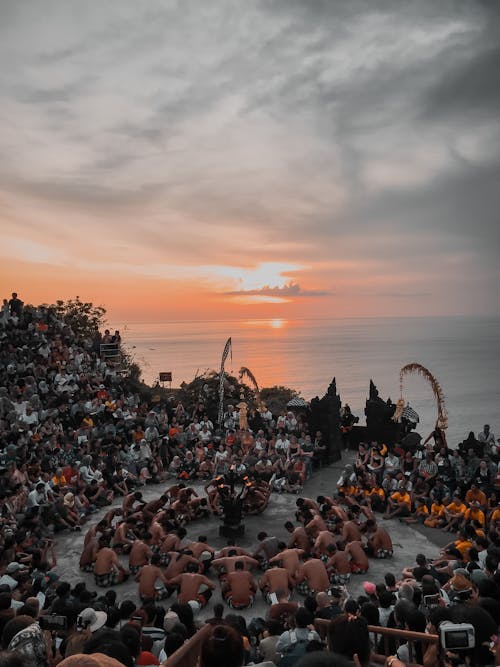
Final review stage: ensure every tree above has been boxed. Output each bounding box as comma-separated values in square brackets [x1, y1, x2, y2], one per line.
[259, 385, 300, 417]
[49, 296, 106, 339]
[177, 371, 257, 423]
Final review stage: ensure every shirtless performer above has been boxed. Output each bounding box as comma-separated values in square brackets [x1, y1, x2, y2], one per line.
[170, 494, 191, 524]
[304, 511, 328, 540]
[342, 513, 362, 543]
[259, 564, 292, 603]
[112, 518, 138, 554]
[186, 536, 215, 572]
[217, 541, 253, 559]
[204, 477, 225, 514]
[80, 520, 107, 572]
[313, 530, 337, 560]
[165, 482, 187, 501]
[242, 482, 269, 515]
[317, 495, 348, 524]
[160, 527, 186, 555]
[164, 550, 202, 582]
[364, 519, 394, 559]
[212, 551, 259, 579]
[149, 516, 167, 550]
[222, 560, 257, 610]
[129, 532, 153, 575]
[142, 494, 169, 523]
[324, 543, 351, 585]
[122, 491, 144, 519]
[166, 562, 216, 609]
[187, 496, 210, 520]
[135, 553, 169, 601]
[94, 535, 130, 587]
[253, 532, 280, 568]
[269, 545, 305, 587]
[295, 497, 320, 522]
[295, 556, 330, 596]
[285, 522, 311, 554]
[346, 540, 369, 574]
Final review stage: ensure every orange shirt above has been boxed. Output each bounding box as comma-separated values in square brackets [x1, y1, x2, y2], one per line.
[465, 489, 487, 506]
[455, 540, 473, 560]
[491, 509, 500, 523]
[340, 485, 359, 496]
[391, 491, 411, 509]
[430, 503, 445, 517]
[365, 487, 385, 500]
[416, 505, 429, 516]
[464, 508, 485, 526]
[52, 474, 67, 487]
[446, 502, 466, 515]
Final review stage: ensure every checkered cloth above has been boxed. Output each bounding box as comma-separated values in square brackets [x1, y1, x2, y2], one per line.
[330, 572, 351, 585]
[403, 406, 420, 423]
[296, 579, 312, 596]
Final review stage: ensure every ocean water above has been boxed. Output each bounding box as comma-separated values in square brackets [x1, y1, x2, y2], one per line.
[112, 317, 500, 448]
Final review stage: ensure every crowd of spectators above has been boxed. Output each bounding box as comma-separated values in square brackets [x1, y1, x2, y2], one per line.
[0, 293, 328, 665]
[1, 292, 499, 667]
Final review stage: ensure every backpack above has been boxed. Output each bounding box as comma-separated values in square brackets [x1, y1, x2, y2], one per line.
[278, 630, 316, 667]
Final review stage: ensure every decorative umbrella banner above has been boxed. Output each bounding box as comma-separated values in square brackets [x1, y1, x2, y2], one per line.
[402, 405, 420, 423]
[286, 397, 309, 409]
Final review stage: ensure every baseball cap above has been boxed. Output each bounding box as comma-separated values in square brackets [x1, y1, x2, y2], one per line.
[6, 562, 28, 575]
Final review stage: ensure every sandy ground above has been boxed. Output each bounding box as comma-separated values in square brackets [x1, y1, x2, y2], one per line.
[53, 456, 445, 624]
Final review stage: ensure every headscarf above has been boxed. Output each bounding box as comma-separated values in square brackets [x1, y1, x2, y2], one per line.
[8, 622, 49, 667]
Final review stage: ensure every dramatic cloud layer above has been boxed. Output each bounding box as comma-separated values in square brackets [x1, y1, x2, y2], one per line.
[0, 0, 499, 319]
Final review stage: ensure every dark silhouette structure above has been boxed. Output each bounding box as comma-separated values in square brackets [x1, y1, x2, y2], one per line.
[310, 378, 342, 462]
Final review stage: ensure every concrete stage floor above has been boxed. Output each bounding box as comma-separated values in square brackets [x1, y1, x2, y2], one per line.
[54, 455, 448, 624]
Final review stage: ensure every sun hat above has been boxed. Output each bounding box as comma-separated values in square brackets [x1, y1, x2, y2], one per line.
[77, 607, 108, 632]
[449, 574, 472, 592]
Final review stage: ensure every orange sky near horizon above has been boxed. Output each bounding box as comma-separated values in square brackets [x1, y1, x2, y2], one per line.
[1, 2, 499, 321]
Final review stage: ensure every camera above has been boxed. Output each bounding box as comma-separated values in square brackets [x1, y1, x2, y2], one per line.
[39, 615, 67, 631]
[423, 593, 440, 606]
[440, 622, 475, 651]
[450, 588, 472, 603]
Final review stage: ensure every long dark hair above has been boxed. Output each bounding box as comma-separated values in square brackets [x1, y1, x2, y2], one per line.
[200, 624, 244, 667]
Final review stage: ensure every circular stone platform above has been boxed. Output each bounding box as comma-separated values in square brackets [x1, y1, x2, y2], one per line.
[53, 455, 446, 623]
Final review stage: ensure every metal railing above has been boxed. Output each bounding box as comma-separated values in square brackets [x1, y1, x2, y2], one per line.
[100, 343, 123, 369]
[160, 619, 438, 667]
[315, 618, 438, 667]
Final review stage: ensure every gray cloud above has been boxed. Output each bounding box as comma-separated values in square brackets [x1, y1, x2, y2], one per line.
[224, 283, 329, 298]
[0, 1, 499, 313]
[424, 45, 500, 119]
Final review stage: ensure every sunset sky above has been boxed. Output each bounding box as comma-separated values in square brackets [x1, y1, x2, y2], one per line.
[1, 1, 499, 322]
